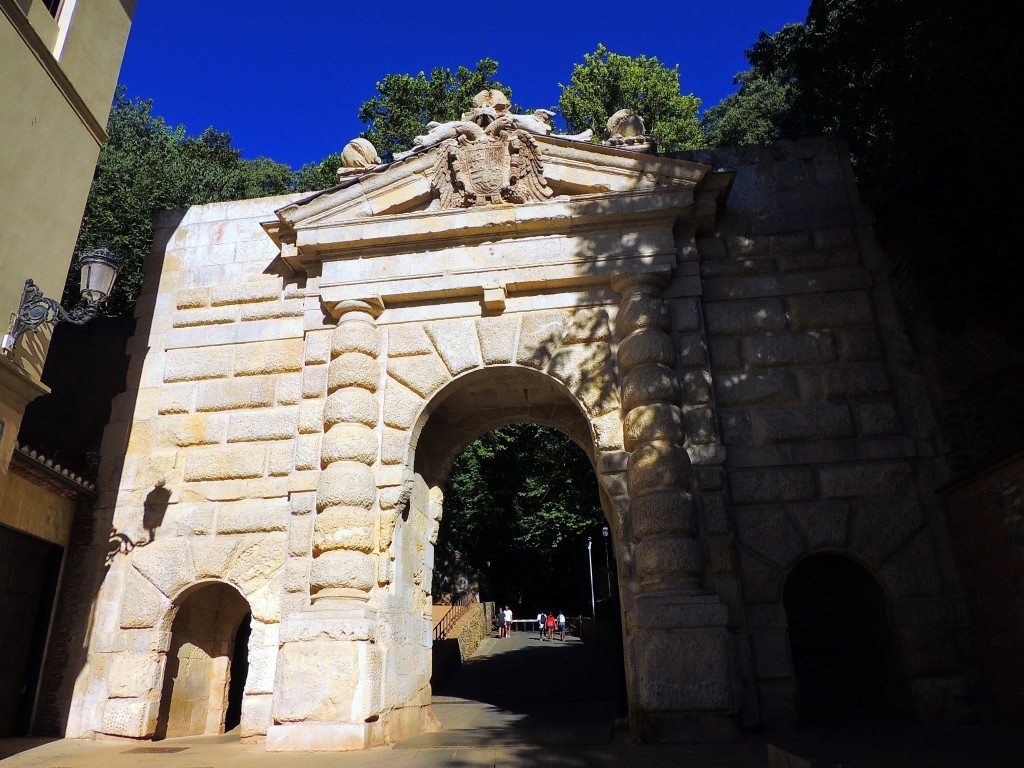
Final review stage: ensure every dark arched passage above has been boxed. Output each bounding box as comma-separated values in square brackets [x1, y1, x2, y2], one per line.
[784, 554, 913, 724]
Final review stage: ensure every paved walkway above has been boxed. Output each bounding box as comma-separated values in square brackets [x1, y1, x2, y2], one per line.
[2, 630, 1023, 766]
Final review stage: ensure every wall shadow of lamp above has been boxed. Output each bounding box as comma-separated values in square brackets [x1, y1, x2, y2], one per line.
[142, 482, 171, 543]
[1, 242, 123, 356]
[106, 482, 170, 564]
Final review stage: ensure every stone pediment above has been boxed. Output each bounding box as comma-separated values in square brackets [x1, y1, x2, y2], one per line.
[262, 130, 732, 311]
[265, 137, 729, 268]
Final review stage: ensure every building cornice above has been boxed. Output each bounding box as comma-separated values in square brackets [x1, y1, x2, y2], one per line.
[1, 0, 108, 145]
[10, 440, 96, 498]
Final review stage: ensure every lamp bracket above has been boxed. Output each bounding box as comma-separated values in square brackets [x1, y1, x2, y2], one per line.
[2, 279, 100, 354]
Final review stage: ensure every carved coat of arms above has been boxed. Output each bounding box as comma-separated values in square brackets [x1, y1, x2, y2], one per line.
[431, 128, 552, 209]
[393, 89, 592, 210]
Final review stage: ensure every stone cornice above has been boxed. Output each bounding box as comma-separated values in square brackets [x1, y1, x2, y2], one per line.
[1, 0, 108, 145]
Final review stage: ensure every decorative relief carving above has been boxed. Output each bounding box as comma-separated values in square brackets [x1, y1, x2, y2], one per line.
[388, 89, 595, 209]
[430, 128, 552, 208]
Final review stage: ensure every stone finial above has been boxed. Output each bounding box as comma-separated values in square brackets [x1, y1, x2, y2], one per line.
[338, 138, 382, 175]
[606, 109, 646, 139]
[470, 89, 511, 116]
[604, 109, 656, 153]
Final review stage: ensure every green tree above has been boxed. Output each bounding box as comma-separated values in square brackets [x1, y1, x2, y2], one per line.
[559, 44, 703, 152]
[700, 24, 805, 148]
[701, 71, 792, 148]
[294, 152, 345, 192]
[438, 424, 606, 609]
[357, 59, 512, 162]
[67, 87, 295, 315]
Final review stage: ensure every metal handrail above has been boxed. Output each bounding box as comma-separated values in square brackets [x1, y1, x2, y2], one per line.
[433, 593, 474, 642]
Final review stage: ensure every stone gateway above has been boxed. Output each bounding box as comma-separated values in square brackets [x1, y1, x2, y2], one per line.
[67, 98, 969, 750]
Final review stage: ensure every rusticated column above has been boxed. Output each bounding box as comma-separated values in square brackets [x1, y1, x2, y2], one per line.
[613, 272, 704, 592]
[611, 271, 739, 742]
[269, 298, 389, 752]
[311, 298, 384, 606]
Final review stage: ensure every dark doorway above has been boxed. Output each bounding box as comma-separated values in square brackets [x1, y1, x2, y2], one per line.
[156, 582, 250, 739]
[0, 524, 63, 737]
[784, 554, 913, 724]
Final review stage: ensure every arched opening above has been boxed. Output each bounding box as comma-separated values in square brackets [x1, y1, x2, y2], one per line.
[403, 366, 627, 734]
[155, 581, 251, 739]
[434, 423, 612, 613]
[784, 554, 913, 724]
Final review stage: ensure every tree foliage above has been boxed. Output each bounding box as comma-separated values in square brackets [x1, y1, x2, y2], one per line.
[559, 44, 703, 152]
[68, 87, 294, 315]
[357, 59, 512, 163]
[294, 152, 345, 193]
[702, 0, 1022, 333]
[438, 424, 606, 610]
[700, 24, 804, 149]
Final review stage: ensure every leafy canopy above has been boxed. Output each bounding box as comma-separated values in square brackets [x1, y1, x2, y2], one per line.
[559, 44, 703, 152]
[700, 23, 805, 149]
[438, 424, 606, 610]
[357, 59, 512, 163]
[69, 87, 294, 315]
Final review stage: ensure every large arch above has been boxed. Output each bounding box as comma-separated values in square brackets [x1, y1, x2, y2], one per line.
[240, 108, 747, 751]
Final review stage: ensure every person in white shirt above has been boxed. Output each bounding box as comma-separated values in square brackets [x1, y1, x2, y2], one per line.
[503, 606, 513, 636]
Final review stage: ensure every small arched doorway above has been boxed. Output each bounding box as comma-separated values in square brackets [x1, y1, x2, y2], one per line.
[156, 581, 251, 739]
[784, 554, 913, 723]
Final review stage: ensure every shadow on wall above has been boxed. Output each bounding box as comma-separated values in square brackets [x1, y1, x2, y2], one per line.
[29, 210, 186, 737]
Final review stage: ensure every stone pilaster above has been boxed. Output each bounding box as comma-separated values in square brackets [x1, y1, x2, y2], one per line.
[268, 298, 387, 752]
[612, 272, 740, 742]
[310, 298, 384, 606]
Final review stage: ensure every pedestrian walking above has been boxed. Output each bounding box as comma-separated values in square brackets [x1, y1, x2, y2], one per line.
[537, 611, 546, 640]
[497, 605, 506, 638]
[557, 611, 566, 641]
[546, 611, 556, 641]
[504, 606, 513, 636]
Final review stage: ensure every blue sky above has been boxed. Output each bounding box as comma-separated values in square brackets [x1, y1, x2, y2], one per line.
[117, 1, 809, 170]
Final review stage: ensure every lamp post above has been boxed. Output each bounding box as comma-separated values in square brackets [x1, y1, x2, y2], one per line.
[602, 524, 611, 597]
[2, 242, 122, 355]
[586, 536, 595, 639]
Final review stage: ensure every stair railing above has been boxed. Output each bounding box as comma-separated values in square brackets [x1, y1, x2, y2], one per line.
[433, 592, 474, 642]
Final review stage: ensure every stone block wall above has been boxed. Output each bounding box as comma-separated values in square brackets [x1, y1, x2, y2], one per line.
[672, 139, 970, 724]
[63, 137, 978, 744]
[69, 193, 312, 740]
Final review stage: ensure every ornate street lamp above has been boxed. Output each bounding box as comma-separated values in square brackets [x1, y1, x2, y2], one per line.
[2, 243, 122, 355]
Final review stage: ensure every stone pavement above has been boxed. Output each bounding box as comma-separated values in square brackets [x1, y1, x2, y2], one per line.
[2, 629, 1022, 766]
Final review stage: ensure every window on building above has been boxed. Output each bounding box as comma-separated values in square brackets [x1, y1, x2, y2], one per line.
[44, 0, 62, 17]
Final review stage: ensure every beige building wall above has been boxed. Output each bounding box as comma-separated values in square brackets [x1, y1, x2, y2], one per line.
[0, 0, 135, 502]
[0, 0, 134, 737]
